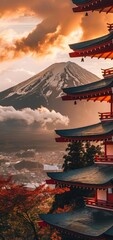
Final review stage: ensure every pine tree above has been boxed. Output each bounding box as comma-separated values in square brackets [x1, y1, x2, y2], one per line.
[84, 142, 101, 167]
[63, 141, 101, 171]
[62, 142, 85, 171]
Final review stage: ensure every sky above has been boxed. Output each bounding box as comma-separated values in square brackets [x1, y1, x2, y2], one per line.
[0, 0, 112, 91]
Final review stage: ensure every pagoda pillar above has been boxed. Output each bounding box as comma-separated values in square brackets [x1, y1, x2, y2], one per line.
[111, 93, 113, 115]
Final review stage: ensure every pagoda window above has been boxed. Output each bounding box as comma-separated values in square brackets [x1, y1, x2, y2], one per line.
[97, 189, 107, 201]
[106, 144, 113, 157]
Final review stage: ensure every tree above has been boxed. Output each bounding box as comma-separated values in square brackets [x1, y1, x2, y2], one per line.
[52, 142, 102, 213]
[84, 142, 101, 167]
[63, 141, 101, 171]
[0, 176, 70, 240]
[62, 142, 85, 171]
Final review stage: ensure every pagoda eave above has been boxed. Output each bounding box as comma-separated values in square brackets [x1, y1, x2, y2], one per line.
[62, 89, 112, 102]
[72, 0, 113, 14]
[62, 75, 113, 102]
[73, 6, 113, 14]
[40, 207, 113, 239]
[39, 222, 105, 240]
[47, 164, 113, 189]
[39, 221, 103, 240]
[55, 135, 112, 143]
[48, 178, 113, 189]
[69, 49, 113, 60]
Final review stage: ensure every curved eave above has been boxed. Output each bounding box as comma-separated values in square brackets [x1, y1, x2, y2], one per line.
[72, 0, 91, 6]
[62, 77, 113, 102]
[56, 135, 112, 143]
[72, 0, 113, 13]
[73, 6, 113, 14]
[55, 122, 113, 143]
[62, 91, 111, 103]
[47, 164, 113, 188]
[70, 50, 113, 60]
[69, 33, 113, 51]
[69, 32, 113, 60]
[40, 207, 113, 237]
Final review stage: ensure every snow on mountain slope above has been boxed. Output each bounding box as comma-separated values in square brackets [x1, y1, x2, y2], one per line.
[0, 61, 99, 109]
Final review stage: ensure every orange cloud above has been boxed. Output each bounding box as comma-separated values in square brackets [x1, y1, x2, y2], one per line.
[0, 0, 112, 62]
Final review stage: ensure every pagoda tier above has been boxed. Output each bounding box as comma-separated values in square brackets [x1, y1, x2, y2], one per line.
[47, 164, 113, 188]
[55, 121, 113, 142]
[40, 207, 113, 239]
[72, 0, 113, 14]
[69, 30, 113, 59]
[62, 75, 113, 103]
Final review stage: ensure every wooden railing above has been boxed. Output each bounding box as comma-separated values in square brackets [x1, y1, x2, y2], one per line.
[102, 67, 113, 78]
[84, 197, 96, 206]
[95, 155, 113, 163]
[98, 112, 113, 120]
[85, 198, 113, 209]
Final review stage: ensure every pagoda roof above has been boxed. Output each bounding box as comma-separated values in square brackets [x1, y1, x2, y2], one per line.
[72, 0, 91, 6]
[105, 226, 113, 237]
[62, 75, 113, 102]
[55, 121, 113, 142]
[47, 164, 113, 188]
[69, 32, 113, 59]
[40, 207, 113, 237]
[72, 0, 113, 14]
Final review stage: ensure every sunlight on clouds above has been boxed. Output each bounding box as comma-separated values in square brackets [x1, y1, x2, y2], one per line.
[0, 29, 29, 44]
[60, 28, 83, 50]
[36, 27, 83, 58]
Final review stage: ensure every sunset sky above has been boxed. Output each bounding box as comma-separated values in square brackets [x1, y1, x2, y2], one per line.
[0, 0, 113, 91]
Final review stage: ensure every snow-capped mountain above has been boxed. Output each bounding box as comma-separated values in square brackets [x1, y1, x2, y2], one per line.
[0, 61, 99, 109]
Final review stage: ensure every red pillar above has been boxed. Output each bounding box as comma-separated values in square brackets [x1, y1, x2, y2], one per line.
[110, 94, 113, 116]
[104, 140, 107, 159]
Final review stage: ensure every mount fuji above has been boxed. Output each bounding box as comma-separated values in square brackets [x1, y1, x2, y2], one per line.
[0, 61, 99, 110]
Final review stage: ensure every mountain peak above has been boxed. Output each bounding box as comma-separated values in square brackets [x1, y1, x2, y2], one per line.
[0, 61, 99, 109]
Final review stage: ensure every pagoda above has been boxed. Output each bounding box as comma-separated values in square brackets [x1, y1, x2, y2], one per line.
[39, 2, 113, 240]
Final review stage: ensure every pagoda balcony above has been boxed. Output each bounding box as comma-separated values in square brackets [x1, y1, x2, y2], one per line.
[85, 197, 113, 210]
[98, 112, 113, 121]
[102, 67, 113, 78]
[95, 155, 113, 164]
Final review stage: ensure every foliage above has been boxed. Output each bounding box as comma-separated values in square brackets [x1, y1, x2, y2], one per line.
[0, 176, 69, 240]
[62, 141, 101, 171]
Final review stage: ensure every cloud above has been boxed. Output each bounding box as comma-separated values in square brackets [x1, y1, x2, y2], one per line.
[13, 68, 35, 76]
[0, 1, 112, 62]
[0, 105, 69, 127]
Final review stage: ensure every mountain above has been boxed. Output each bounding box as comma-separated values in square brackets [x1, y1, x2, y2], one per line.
[0, 61, 109, 152]
[0, 61, 99, 109]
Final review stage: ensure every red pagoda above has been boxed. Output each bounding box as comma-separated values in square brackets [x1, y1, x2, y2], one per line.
[39, 2, 113, 240]
[72, 0, 113, 14]
[69, 24, 113, 60]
